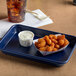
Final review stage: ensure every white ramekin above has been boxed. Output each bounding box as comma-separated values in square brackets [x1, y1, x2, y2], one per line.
[18, 30, 34, 47]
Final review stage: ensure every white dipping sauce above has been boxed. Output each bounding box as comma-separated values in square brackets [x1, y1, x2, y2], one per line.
[18, 31, 34, 47]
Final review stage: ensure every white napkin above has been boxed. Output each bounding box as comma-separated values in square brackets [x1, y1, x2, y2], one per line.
[0, 9, 53, 38]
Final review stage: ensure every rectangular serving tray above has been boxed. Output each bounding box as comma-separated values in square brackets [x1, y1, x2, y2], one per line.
[0, 24, 76, 66]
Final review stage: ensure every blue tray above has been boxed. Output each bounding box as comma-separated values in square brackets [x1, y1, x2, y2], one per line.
[0, 24, 76, 66]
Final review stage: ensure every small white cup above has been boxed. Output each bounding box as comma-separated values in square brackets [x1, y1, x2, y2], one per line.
[18, 30, 34, 47]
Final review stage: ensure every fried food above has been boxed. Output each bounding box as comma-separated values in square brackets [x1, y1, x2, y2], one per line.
[38, 38, 45, 43]
[44, 35, 51, 45]
[35, 42, 39, 48]
[49, 34, 54, 39]
[39, 47, 46, 51]
[51, 42, 55, 48]
[37, 41, 46, 48]
[53, 48, 58, 51]
[44, 35, 49, 40]
[46, 46, 53, 52]
[58, 39, 64, 46]
[46, 39, 52, 45]
[51, 39, 58, 44]
[55, 44, 60, 49]
[53, 35, 57, 39]
[35, 34, 69, 52]
[49, 34, 57, 39]
[57, 35, 65, 40]
[63, 39, 69, 47]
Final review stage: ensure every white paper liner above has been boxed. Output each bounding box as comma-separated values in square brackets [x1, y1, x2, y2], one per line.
[33, 34, 69, 56]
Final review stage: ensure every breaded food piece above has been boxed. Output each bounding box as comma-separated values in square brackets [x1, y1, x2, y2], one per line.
[49, 34, 57, 39]
[46, 39, 52, 45]
[45, 45, 49, 48]
[55, 44, 60, 49]
[39, 47, 46, 51]
[57, 35, 65, 40]
[53, 35, 57, 39]
[46, 46, 53, 52]
[35, 42, 39, 48]
[63, 39, 69, 47]
[50, 42, 55, 48]
[53, 48, 58, 51]
[58, 39, 64, 46]
[38, 38, 45, 43]
[44, 35, 49, 40]
[51, 39, 58, 44]
[35, 34, 69, 53]
[37, 41, 46, 48]
[49, 34, 54, 39]
[44, 35, 52, 45]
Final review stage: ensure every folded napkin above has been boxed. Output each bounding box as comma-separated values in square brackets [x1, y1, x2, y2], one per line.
[0, 9, 53, 38]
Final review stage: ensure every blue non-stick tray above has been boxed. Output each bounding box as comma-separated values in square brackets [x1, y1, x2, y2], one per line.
[0, 24, 76, 66]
